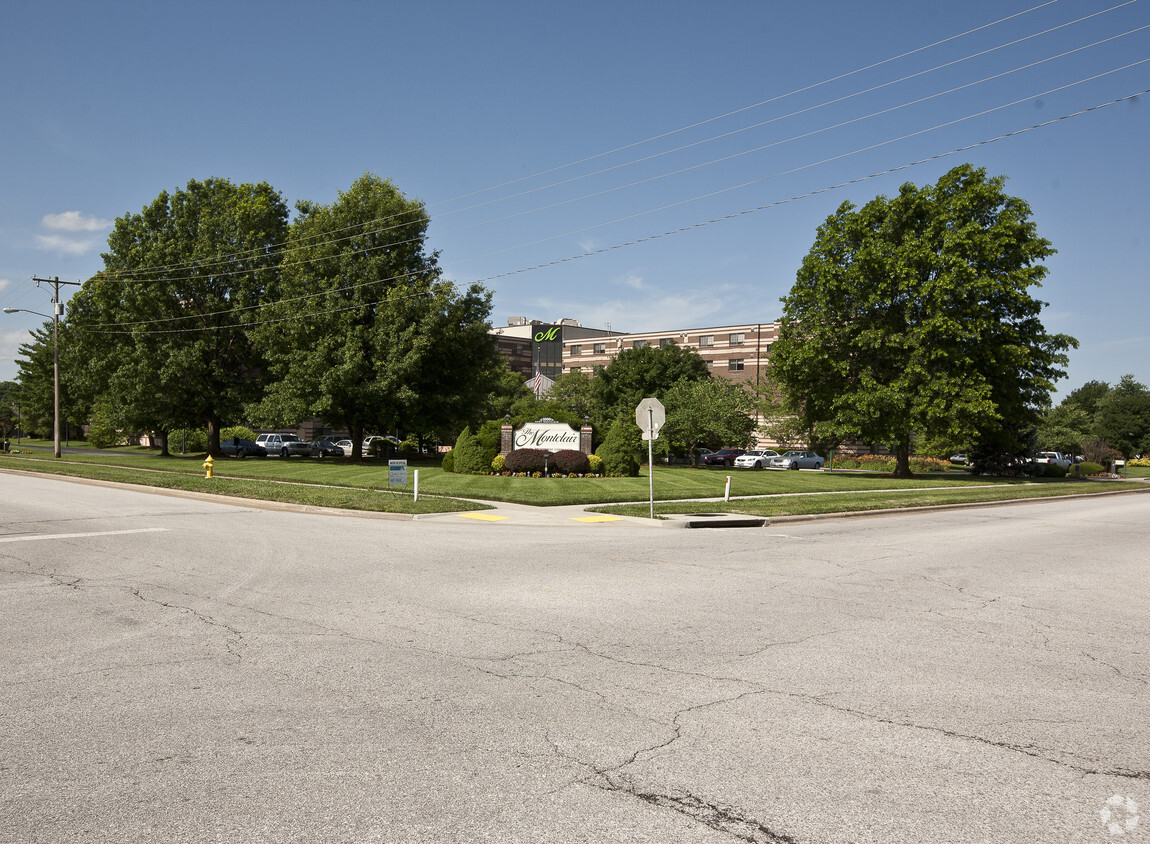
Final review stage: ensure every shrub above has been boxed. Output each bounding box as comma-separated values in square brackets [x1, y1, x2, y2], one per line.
[1038, 462, 1068, 478]
[452, 426, 490, 475]
[504, 448, 547, 474]
[831, 454, 953, 473]
[87, 406, 121, 449]
[441, 449, 455, 473]
[476, 419, 504, 468]
[220, 425, 257, 442]
[491, 453, 505, 473]
[1129, 458, 1150, 468]
[400, 438, 420, 458]
[1072, 461, 1105, 476]
[182, 428, 209, 453]
[551, 449, 590, 475]
[587, 453, 603, 475]
[596, 418, 641, 477]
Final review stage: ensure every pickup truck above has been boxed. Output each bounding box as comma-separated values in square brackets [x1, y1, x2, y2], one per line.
[1033, 451, 1072, 470]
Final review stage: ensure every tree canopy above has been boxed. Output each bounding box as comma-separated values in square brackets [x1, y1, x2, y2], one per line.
[770, 164, 1076, 476]
[663, 377, 756, 465]
[590, 342, 709, 427]
[251, 173, 504, 458]
[1094, 375, 1150, 458]
[66, 177, 289, 454]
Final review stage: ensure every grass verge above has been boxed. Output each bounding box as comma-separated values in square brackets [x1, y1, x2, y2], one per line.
[4, 448, 1145, 514]
[589, 480, 1147, 518]
[0, 454, 489, 515]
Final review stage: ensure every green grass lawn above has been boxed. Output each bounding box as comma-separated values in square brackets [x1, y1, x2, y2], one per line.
[5, 446, 1144, 514]
[591, 480, 1144, 518]
[0, 449, 488, 515]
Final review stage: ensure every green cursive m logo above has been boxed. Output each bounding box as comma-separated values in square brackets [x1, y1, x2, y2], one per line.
[533, 327, 560, 342]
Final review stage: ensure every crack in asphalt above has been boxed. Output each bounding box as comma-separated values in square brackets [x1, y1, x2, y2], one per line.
[592, 775, 802, 844]
[128, 587, 245, 663]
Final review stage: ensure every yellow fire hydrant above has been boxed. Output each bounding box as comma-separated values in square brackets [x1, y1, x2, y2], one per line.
[203, 455, 214, 479]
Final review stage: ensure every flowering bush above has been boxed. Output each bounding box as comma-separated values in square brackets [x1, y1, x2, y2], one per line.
[491, 453, 505, 473]
[587, 454, 604, 475]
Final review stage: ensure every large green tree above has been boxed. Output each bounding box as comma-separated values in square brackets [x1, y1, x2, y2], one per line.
[13, 324, 87, 441]
[67, 178, 288, 454]
[770, 164, 1076, 476]
[252, 173, 503, 458]
[1094, 374, 1150, 458]
[0, 381, 20, 442]
[663, 377, 756, 466]
[591, 342, 709, 429]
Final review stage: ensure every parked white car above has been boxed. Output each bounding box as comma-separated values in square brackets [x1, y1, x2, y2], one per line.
[733, 449, 779, 469]
[768, 450, 825, 470]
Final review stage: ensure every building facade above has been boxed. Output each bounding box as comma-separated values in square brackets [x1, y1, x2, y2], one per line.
[491, 317, 781, 386]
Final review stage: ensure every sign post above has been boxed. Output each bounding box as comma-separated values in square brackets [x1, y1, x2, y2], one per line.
[635, 398, 666, 519]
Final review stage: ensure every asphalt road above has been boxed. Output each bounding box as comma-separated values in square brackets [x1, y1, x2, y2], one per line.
[1, 474, 1147, 843]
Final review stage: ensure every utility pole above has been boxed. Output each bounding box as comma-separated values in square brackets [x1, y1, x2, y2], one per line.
[31, 276, 81, 459]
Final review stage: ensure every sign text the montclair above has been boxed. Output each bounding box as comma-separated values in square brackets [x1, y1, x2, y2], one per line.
[513, 422, 581, 450]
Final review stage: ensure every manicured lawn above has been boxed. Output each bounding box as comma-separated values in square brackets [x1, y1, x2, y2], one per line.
[0, 451, 488, 515]
[5, 447, 1142, 513]
[590, 480, 1146, 518]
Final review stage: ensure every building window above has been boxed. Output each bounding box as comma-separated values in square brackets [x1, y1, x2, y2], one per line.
[729, 332, 745, 346]
[660, 338, 673, 347]
[705, 360, 713, 372]
[570, 344, 582, 356]
[699, 334, 714, 347]
[569, 366, 581, 373]
[593, 342, 606, 354]
[632, 339, 647, 348]
[728, 359, 745, 371]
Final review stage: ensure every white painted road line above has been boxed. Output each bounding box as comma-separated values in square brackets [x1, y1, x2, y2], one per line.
[0, 528, 169, 543]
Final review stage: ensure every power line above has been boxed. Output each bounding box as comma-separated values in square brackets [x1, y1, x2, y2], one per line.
[80, 0, 1099, 287]
[70, 88, 1148, 336]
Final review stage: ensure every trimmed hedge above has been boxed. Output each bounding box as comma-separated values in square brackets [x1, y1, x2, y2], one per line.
[551, 449, 590, 475]
[831, 454, 950, 473]
[504, 448, 547, 474]
[501, 448, 595, 475]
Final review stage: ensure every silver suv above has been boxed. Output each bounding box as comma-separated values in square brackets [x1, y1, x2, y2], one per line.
[255, 433, 311, 458]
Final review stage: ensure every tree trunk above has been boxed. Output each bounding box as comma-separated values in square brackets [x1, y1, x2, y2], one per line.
[207, 415, 222, 457]
[893, 437, 913, 477]
[347, 420, 365, 461]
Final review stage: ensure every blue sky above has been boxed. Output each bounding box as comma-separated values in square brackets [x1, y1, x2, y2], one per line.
[1, 0, 1146, 397]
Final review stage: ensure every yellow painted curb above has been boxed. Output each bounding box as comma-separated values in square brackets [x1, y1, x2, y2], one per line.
[458, 512, 509, 522]
[571, 515, 623, 523]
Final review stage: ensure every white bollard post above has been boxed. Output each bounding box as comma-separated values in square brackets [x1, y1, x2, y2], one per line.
[414, 469, 419, 502]
[724, 475, 731, 502]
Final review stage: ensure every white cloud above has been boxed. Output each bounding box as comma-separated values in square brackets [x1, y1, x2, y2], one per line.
[41, 211, 112, 232]
[0, 278, 11, 294]
[34, 234, 102, 256]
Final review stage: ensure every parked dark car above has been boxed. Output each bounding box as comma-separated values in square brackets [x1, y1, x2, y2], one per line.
[308, 438, 345, 458]
[702, 448, 746, 466]
[219, 438, 267, 458]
